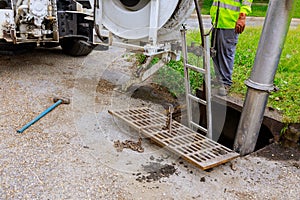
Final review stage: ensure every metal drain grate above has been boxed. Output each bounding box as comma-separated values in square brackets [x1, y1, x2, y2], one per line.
[108, 107, 239, 170]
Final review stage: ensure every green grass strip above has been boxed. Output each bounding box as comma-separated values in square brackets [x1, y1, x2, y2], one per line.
[235, 26, 300, 123]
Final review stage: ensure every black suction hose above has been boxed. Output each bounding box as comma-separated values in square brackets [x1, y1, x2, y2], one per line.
[193, 0, 205, 47]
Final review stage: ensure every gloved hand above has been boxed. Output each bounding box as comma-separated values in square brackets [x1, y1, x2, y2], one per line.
[235, 13, 246, 34]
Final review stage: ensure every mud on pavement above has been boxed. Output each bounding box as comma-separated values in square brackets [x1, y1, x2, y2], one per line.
[0, 47, 299, 199]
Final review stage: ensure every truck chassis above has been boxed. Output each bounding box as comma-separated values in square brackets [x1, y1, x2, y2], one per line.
[0, 0, 96, 56]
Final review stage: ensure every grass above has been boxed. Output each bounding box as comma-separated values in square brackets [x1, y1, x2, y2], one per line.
[251, 4, 268, 17]
[234, 26, 300, 123]
[151, 57, 204, 98]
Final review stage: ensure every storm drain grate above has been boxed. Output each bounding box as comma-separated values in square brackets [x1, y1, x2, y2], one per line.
[108, 107, 239, 170]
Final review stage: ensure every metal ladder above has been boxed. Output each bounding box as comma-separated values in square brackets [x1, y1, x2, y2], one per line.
[180, 27, 212, 139]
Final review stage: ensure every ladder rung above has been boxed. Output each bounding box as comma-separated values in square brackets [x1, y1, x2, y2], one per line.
[188, 94, 207, 106]
[186, 64, 206, 74]
[190, 121, 208, 133]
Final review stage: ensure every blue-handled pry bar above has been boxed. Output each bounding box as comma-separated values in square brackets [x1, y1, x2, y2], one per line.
[17, 97, 70, 133]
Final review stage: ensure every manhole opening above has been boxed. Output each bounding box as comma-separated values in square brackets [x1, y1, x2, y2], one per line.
[194, 89, 282, 152]
[131, 84, 282, 153]
[212, 103, 275, 151]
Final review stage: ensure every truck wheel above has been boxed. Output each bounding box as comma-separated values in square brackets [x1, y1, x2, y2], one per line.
[60, 38, 96, 56]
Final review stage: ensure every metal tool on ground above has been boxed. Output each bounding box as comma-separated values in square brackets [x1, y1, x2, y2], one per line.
[17, 97, 70, 133]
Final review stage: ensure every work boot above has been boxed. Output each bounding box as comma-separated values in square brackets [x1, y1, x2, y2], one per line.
[218, 85, 231, 96]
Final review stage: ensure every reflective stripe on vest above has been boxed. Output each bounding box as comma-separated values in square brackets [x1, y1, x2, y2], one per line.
[212, 1, 241, 12]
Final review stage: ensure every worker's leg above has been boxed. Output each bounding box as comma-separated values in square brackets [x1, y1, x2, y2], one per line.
[212, 29, 238, 86]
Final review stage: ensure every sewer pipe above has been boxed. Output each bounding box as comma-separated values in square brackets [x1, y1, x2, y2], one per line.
[234, 0, 296, 156]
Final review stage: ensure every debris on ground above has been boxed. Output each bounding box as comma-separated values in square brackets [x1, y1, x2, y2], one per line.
[135, 162, 177, 183]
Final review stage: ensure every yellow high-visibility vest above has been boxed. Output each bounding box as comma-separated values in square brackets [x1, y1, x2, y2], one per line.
[210, 0, 252, 29]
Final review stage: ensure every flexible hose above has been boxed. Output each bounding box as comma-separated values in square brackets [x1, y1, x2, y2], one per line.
[193, 0, 205, 47]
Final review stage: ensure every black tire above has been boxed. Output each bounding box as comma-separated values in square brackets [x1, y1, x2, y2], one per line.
[60, 38, 96, 56]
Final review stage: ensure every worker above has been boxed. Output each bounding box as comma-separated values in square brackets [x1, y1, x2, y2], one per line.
[210, 0, 252, 96]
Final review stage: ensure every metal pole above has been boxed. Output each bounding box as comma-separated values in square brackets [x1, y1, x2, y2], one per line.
[234, 0, 296, 156]
[180, 27, 192, 129]
[204, 35, 212, 139]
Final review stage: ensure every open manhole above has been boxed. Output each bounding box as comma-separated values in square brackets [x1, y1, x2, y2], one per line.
[131, 84, 283, 151]
[132, 84, 298, 151]
[113, 84, 299, 170]
[206, 93, 283, 151]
